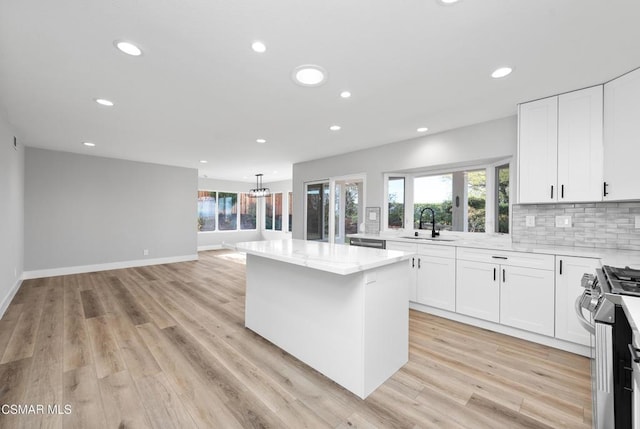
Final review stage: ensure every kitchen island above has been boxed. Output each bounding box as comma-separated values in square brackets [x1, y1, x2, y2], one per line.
[225, 239, 412, 399]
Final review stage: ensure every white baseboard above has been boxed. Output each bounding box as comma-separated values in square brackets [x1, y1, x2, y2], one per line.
[22, 254, 199, 280]
[197, 244, 224, 251]
[0, 277, 23, 318]
[409, 302, 591, 357]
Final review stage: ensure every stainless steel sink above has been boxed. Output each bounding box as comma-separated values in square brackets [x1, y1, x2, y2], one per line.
[400, 236, 457, 242]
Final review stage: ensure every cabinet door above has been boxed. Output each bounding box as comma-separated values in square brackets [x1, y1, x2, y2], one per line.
[416, 255, 456, 311]
[386, 241, 418, 302]
[456, 260, 499, 322]
[500, 266, 555, 336]
[518, 96, 558, 203]
[557, 86, 604, 202]
[604, 67, 640, 201]
[555, 256, 600, 346]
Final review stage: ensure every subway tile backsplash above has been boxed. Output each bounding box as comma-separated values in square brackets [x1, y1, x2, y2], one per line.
[512, 202, 640, 251]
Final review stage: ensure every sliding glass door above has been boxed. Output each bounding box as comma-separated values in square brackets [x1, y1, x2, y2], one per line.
[305, 175, 365, 244]
[305, 182, 330, 241]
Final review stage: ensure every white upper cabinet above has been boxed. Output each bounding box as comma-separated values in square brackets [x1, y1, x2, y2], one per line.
[518, 96, 558, 203]
[518, 86, 604, 203]
[557, 86, 604, 202]
[604, 67, 640, 201]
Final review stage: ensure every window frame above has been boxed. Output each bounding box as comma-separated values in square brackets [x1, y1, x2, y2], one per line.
[197, 189, 258, 233]
[382, 158, 512, 234]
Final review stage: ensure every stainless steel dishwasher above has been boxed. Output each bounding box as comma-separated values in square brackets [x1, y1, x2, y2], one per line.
[348, 237, 386, 249]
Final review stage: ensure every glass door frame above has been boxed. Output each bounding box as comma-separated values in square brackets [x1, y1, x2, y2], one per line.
[303, 174, 367, 244]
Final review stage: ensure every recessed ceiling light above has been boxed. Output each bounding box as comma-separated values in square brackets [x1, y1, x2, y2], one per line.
[438, 0, 460, 4]
[83, 142, 95, 147]
[329, 125, 341, 131]
[293, 65, 327, 87]
[95, 98, 114, 106]
[417, 127, 429, 133]
[251, 41, 267, 53]
[340, 91, 352, 99]
[256, 138, 267, 144]
[199, 160, 208, 164]
[491, 67, 513, 79]
[114, 41, 142, 56]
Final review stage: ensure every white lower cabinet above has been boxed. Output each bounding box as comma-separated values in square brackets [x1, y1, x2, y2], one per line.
[415, 246, 456, 312]
[386, 239, 599, 345]
[386, 241, 456, 310]
[456, 260, 500, 323]
[456, 248, 555, 336]
[555, 256, 600, 346]
[500, 265, 555, 336]
[385, 241, 418, 301]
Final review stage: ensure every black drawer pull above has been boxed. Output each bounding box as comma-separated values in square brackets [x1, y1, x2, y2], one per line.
[492, 256, 508, 260]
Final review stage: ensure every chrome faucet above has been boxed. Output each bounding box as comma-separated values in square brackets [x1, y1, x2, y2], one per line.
[418, 207, 440, 238]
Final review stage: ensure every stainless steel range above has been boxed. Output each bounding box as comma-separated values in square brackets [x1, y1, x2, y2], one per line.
[579, 265, 638, 429]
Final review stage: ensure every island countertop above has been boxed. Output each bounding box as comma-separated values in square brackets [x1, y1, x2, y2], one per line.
[224, 239, 412, 275]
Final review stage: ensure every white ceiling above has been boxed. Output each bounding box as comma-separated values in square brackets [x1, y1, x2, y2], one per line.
[1, 0, 639, 183]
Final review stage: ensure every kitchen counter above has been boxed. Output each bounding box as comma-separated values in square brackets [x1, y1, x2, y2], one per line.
[228, 239, 410, 399]
[348, 233, 640, 268]
[225, 238, 412, 275]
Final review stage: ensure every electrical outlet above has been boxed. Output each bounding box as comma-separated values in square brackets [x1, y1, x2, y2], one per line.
[555, 215, 572, 228]
[143, 249, 149, 256]
[525, 215, 535, 227]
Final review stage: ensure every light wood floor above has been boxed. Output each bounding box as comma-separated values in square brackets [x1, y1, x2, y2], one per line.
[0, 250, 592, 428]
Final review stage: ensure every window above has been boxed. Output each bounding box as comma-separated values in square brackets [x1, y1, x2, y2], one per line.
[217, 192, 237, 230]
[197, 190, 256, 232]
[466, 170, 486, 232]
[264, 192, 283, 231]
[414, 174, 453, 230]
[496, 164, 510, 233]
[388, 177, 405, 229]
[197, 191, 216, 231]
[239, 193, 256, 230]
[385, 160, 510, 233]
[288, 192, 293, 232]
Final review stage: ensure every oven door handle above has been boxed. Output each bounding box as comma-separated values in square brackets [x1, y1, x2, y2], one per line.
[575, 294, 595, 335]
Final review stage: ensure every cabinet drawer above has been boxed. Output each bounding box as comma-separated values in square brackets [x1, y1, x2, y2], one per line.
[385, 241, 417, 253]
[456, 247, 554, 270]
[417, 243, 456, 259]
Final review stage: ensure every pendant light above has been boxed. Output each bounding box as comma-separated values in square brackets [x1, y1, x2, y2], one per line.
[249, 173, 271, 198]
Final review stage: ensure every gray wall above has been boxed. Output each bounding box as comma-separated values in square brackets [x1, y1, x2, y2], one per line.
[512, 202, 640, 250]
[197, 177, 293, 248]
[0, 111, 24, 311]
[292, 116, 517, 239]
[25, 148, 198, 271]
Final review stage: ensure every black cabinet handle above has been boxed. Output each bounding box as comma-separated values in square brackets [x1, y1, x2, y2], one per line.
[492, 256, 508, 260]
[550, 185, 554, 199]
[561, 184, 564, 199]
[412, 257, 415, 268]
[604, 182, 609, 197]
[502, 269, 506, 283]
[418, 258, 421, 269]
[559, 259, 563, 275]
[493, 267, 496, 281]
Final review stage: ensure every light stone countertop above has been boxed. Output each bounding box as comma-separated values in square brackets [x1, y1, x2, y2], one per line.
[223, 239, 412, 276]
[348, 232, 640, 269]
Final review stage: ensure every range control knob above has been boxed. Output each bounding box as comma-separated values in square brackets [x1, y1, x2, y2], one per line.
[581, 273, 596, 289]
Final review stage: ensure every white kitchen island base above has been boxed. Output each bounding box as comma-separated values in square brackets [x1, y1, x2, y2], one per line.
[243, 246, 409, 399]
